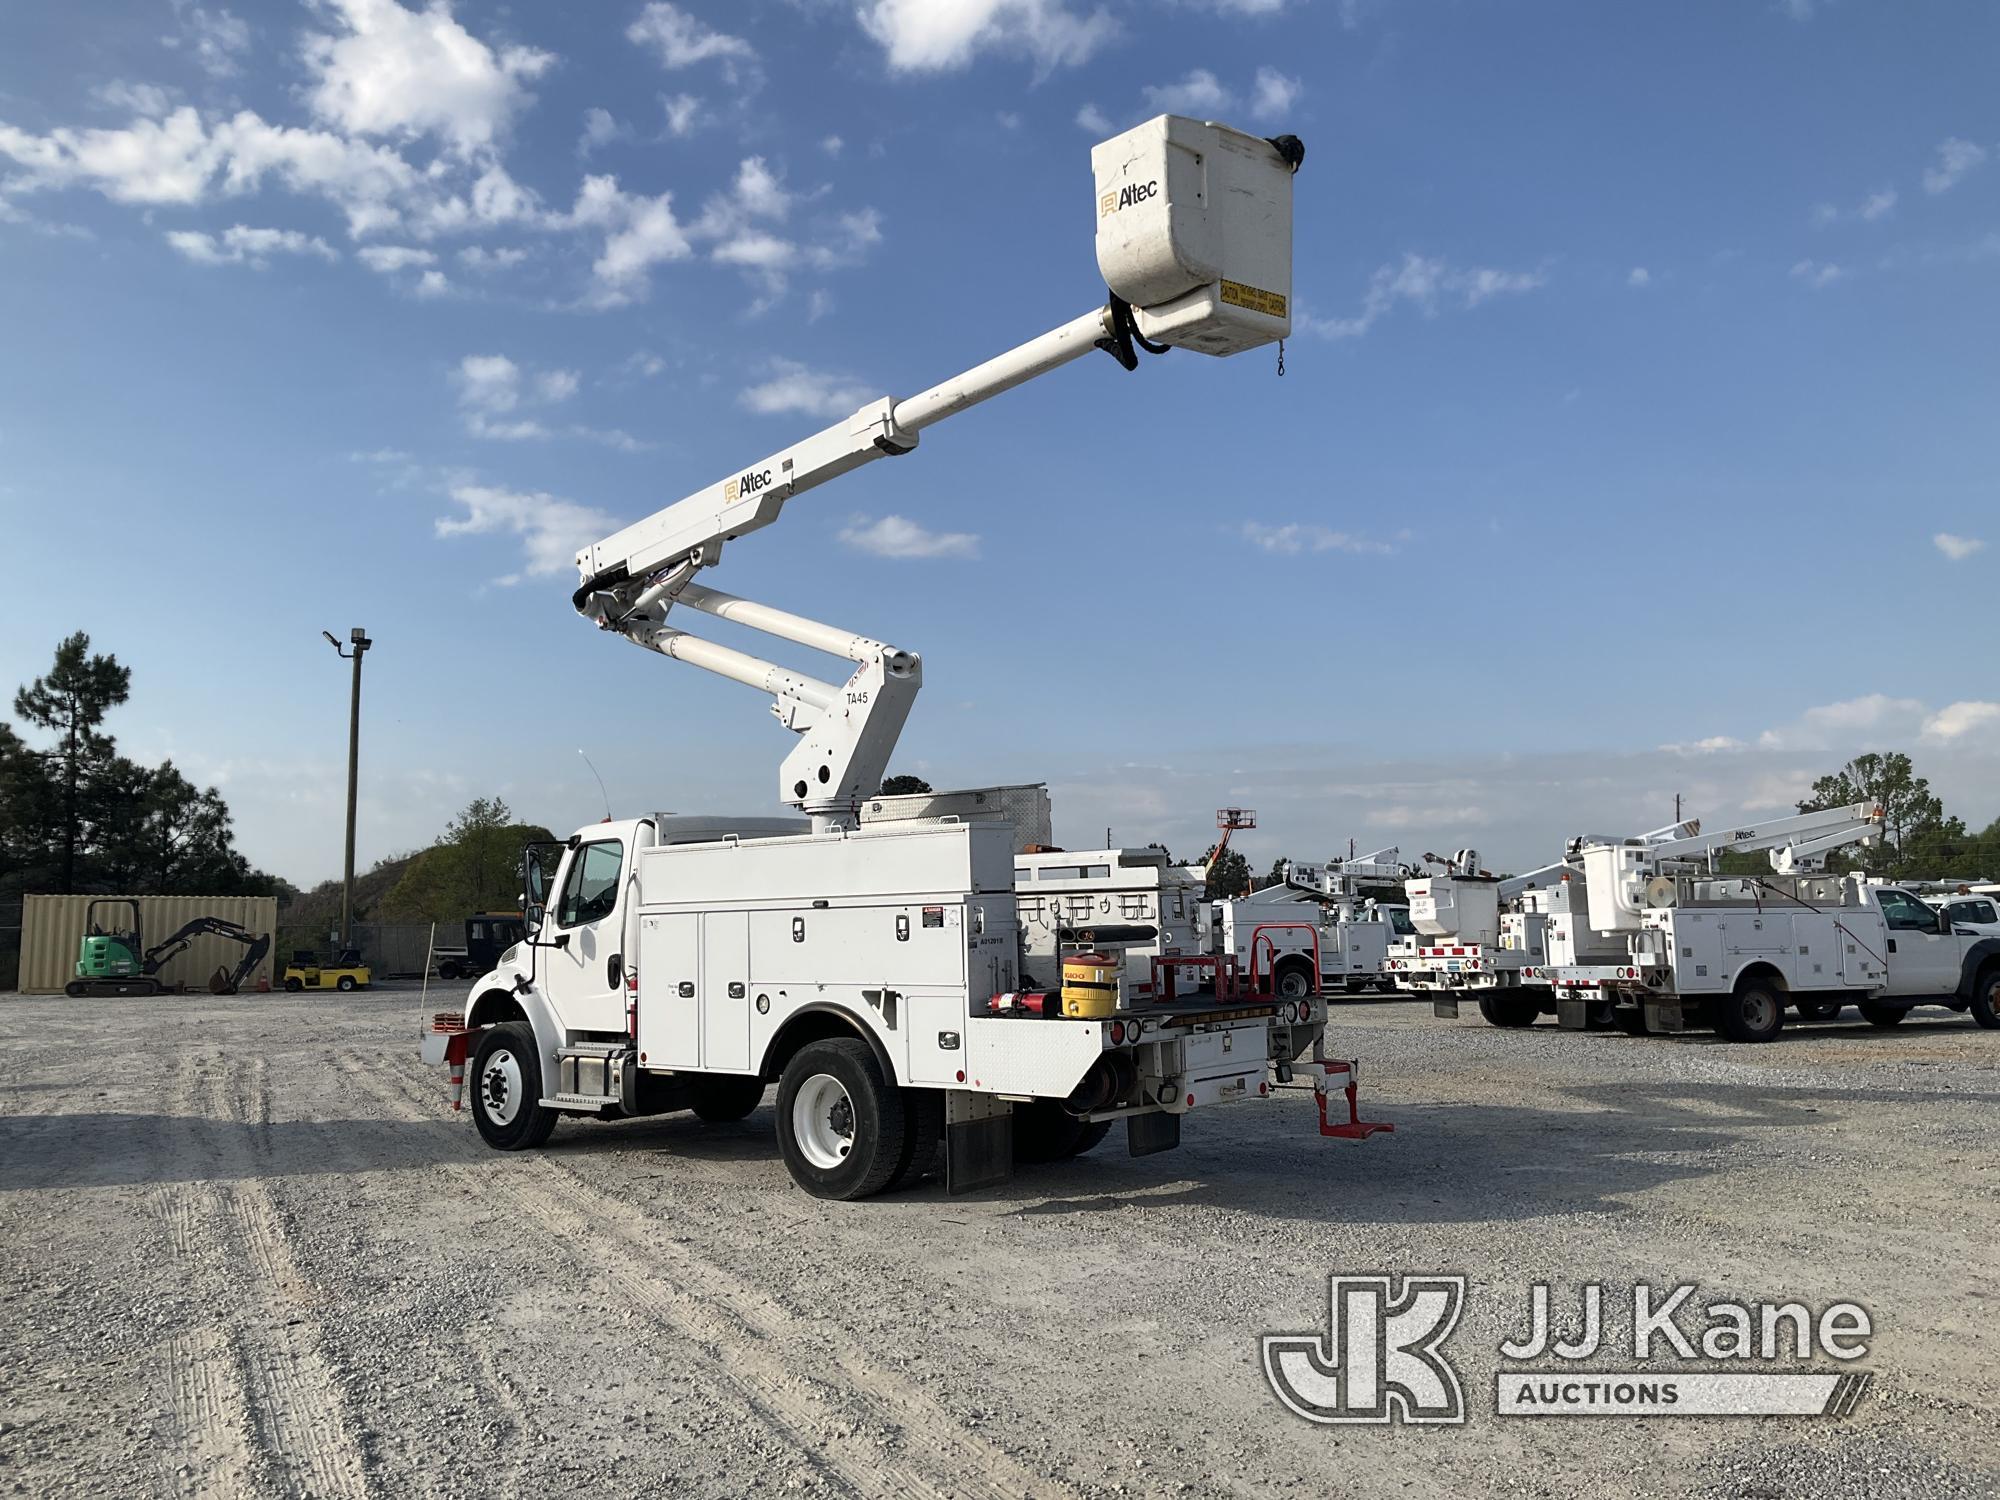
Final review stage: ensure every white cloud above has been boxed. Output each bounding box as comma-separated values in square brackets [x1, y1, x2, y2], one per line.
[302, 0, 554, 156]
[662, 93, 702, 137]
[1789, 258, 1844, 289]
[1240, 521, 1398, 556]
[741, 358, 875, 419]
[1627, 266, 1651, 288]
[857, 0, 1117, 73]
[578, 107, 626, 157]
[165, 4, 251, 78]
[627, 4, 755, 69]
[1248, 67, 1301, 122]
[91, 81, 179, 118]
[1923, 136, 1987, 195]
[1755, 693, 1927, 751]
[1661, 735, 1745, 756]
[165, 223, 337, 266]
[356, 243, 435, 272]
[1933, 532, 1986, 562]
[1859, 187, 1897, 221]
[1075, 102, 1113, 134]
[451, 354, 644, 446]
[837, 514, 981, 560]
[560, 174, 692, 305]
[1923, 701, 2000, 743]
[820, 134, 845, 157]
[1302, 253, 1547, 339]
[535, 368, 580, 403]
[621, 350, 667, 378]
[414, 267, 451, 297]
[455, 352, 527, 412]
[1810, 201, 1839, 227]
[457, 244, 528, 271]
[437, 482, 617, 580]
[1142, 68, 1232, 115]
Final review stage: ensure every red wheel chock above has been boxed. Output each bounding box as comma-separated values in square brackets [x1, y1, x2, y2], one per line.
[1313, 1060, 1394, 1140]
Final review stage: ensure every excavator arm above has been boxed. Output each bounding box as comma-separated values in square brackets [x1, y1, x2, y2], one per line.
[143, 917, 272, 992]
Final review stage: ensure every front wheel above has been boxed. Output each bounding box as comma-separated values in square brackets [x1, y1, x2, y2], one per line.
[1717, 984, 1784, 1043]
[336, 975, 357, 992]
[1969, 969, 2000, 1031]
[775, 1039, 907, 1200]
[469, 1021, 560, 1150]
[1857, 1000, 1906, 1029]
[1477, 993, 1540, 1029]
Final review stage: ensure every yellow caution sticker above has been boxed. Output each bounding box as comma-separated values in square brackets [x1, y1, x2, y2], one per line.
[1220, 279, 1288, 319]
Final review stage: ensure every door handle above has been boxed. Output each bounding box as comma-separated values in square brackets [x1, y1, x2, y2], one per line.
[607, 953, 623, 987]
[1887, 939, 1898, 954]
[728, 982, 746, 999]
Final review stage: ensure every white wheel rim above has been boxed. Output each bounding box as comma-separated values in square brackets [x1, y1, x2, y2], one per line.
[1279, 971, 1309, 998]
[793, 1073, 856, 1171]
[1743, 994, 1777, 1032]
[481, 1049, 524, 1126]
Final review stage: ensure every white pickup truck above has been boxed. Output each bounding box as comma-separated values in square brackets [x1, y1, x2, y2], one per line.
[1539, 874, 2000, 1041]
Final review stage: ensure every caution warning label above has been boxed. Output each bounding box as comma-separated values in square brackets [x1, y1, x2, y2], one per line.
[1220, 279, 1288, 319]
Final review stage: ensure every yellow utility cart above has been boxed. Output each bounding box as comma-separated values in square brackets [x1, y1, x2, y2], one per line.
[283, 949, 373, 993]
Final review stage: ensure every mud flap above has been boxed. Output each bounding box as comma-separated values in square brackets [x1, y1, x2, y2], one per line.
[1556, 996, 1590, 1030]
[1127, 1109, 1182, 1158]
[1430, 996, 1460, 1019]
[944, 1091, 1013, 1196]
[1643, 997, 1684, 1034]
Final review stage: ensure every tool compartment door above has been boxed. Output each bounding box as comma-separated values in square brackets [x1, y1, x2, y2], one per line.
[701, 910, 752, 1073]
[637, 913, 701, 1068]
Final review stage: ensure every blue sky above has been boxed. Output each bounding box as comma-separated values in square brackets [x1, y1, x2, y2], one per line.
[1, 0, 1995, 885]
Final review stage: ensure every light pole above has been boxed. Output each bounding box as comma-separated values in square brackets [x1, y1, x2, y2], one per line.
[322, 627, 373, 952]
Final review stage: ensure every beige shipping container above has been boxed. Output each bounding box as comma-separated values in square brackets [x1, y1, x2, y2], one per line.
[16, 894, 281, 995]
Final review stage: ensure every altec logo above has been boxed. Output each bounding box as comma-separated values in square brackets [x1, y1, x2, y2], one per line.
[1100, 179, 1159, 216]
[724, 468, 775, 503]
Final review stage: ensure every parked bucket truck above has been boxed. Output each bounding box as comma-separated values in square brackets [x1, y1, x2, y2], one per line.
[1206, 849, 1415, 998]
[1537, 804, 2000, 1040]
[419, 116, 1394, 1199]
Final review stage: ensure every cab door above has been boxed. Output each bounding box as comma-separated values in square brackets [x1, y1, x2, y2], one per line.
[1875, 887, 1961, 996]
[542, 837, 630, 1032]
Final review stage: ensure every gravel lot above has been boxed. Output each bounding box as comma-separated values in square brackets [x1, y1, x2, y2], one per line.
[1, 985, 1995, 1500]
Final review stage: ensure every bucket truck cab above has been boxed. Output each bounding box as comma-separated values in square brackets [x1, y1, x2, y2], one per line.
[1205, 852, 1415, 998]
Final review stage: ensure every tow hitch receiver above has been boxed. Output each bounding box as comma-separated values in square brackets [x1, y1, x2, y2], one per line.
[1305, 1060, 1394, 1141]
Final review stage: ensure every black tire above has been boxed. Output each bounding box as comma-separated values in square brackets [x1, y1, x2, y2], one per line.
[1794, 999, 1844, 1022]
[1274, 963, 1315, 1001]
[1011, 1098, 1098, 1163]
[775, 1038, 907, 1200]
[285, 977, 303, 993]
[1477, 993, 1540, 1029]
[65, 980, 87, 998]
[888, 1088, 944, 1191]
[468, 1021, 559, 1150]
[1072, 1119, 1115, 1155]
[336, 975, 356, 993]
[1969, 968, 2000, 1031]
[1717, 983, 1784, 1043]
[688, 1074, 766, 1123]
[1857, 1000, 1906, 1029]
[1611, 1007, 1650, 1036]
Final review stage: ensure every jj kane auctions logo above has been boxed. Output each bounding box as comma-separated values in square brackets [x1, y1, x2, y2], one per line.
[1263, 1276, 1874, 1424]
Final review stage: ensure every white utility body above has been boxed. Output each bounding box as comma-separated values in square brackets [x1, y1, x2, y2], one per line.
[1015, 846, 1206, 998]
[1528, 805, 2000, 1041]
[1392, 824, 1696, 1027]
[417, 117, 1389, 1199]
[1206, 850, 1415, 998]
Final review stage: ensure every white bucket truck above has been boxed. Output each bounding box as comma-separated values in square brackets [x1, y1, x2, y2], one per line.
[420, 117, 1394, 1198]
[1539, 805, 2000, 1041]
[1206, 850, 1415, 998]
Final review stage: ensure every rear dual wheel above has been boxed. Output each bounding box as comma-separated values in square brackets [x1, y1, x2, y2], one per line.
[1477, 993, 1541, 1029]
[1971, 968, 2000, 1031]
[1012, 1099, 1114, 1164]
[1716, 983, 1784, 1043]
[776, 1039, 909, 1201]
